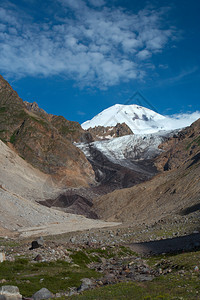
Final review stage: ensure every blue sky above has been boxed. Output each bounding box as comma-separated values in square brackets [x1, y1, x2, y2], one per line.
[0, 0, 199, 123]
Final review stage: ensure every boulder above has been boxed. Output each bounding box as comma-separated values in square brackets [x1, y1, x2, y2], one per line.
[77, 278, 93, 292]
[68, 287, 78, 297]
[32, 288, 53, 300]
[29, 237, 44, 250]
[0, 253, 5, 263]
[0, 286, 22, 300]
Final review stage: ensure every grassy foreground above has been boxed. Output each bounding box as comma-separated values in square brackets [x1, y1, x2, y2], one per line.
[0, 245, 200, 299]
[70, 250, 200, 299]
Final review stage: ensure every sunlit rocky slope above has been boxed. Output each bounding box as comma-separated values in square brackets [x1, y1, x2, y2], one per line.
[0, 75, 94, 187]
[92, 118, 200, 224]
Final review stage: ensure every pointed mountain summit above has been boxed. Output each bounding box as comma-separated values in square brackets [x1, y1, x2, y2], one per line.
[82, 103, 200, 134]
[82, 104, 166, 134]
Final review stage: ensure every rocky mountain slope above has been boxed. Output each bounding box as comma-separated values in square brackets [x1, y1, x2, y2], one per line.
[0, 75, 94, 187]
[0, 140, 60, 202]
[86, 122, 133, 141]
[155, 118, 200, 171]
[0, 139, 119, 237]
[92, 118, 200, 224]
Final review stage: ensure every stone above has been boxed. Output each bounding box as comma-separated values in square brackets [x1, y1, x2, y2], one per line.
[32, 288, 53, 300]
[0, 280, 6, 284]
[68, 287, 78, 296]
[29, 237, 44, 250]
[194, 266, 199, 272]
[77, 278, 93, 292]
[70, 237, 76, 243]
[37, 237, 44, 247]
[0, 253, 6, 263]
[135, 274, 154, 281]
[0, 286, 22, 300]
[34, 254, 43, 261]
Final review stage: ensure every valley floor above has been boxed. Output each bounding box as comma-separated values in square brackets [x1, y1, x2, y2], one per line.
[1, 212, 200, 299]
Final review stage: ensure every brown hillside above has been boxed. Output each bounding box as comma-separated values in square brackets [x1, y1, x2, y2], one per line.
[155, 118, 200, 171]
[0, 75, 95, 187]
[93, 119, 200, 224]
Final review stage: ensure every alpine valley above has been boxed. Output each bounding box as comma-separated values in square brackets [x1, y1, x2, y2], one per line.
[0, 74, 200, 299]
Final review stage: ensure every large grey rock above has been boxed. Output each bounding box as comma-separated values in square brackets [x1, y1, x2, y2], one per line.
[77, 278, 93, 292]
[68, 287, 78, 297]
[36, 237, 44, 247]
[0, 253, 6, 263]
[32, 288, 53, 300]
[0, 286, 22, 300]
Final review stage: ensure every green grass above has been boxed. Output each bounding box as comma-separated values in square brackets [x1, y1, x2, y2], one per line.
[69, 268, 200, 300]
[0, 137, 7, 143]
[29, 115, 48, 128]
[68, 281, 176, 299]
[118, 245, 139, 257]
[85, 246, 137, 259]
[186, 136, 200, 150]
[1, 247, 200, 299]
[10, 132, 16, 144]
[0, 239, 20, 247]
[70, 251, 92, 266]
[0, 257, 100, 297]
[60, 125, 76, 134]
[68, 250, 200, 300]
[85, 248, 115, 259]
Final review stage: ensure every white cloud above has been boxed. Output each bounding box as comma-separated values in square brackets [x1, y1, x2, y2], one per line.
[0, 0, 176, 88]
[77, 110, 86, 116]
[159, 64, 168, 69]
[161, 111, 200, 130]
[137, 49, 151, 60]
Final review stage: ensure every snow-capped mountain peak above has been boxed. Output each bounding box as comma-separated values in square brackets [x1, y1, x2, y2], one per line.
[82, 104, 166, 134]
[81, 104, 200, 135]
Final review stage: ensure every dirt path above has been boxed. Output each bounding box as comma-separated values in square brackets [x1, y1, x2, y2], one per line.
[17, 219, 121, 238]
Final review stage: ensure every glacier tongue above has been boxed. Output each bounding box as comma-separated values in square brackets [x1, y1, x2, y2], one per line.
[76, 130, 173, 171]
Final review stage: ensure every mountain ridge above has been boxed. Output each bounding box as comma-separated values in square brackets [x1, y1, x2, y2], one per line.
[82, 103, 200, 135]
[0, 74, 95, 187]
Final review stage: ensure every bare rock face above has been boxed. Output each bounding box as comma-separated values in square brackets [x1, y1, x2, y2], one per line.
[24, 101, 47, 116]
[50, 115, 93, 143]
[0, 286, 22, 300]
[155, 118, 200, 171]
[86, 122, 133, 141]
[0, 75, 95, 187]
[24, 101, 93, 143]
